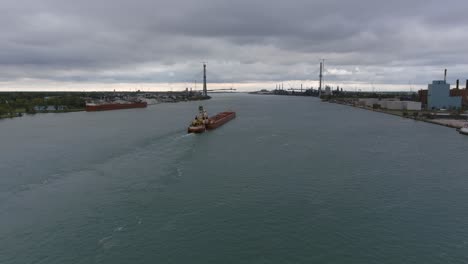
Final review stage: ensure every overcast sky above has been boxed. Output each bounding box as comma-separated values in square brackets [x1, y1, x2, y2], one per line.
[1, 0, 468, 91]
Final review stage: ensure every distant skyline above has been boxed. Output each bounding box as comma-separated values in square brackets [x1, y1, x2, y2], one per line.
[1, 0, 468, 91]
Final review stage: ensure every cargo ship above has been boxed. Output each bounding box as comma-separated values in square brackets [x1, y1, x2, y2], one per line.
[86, 101, 147, 112]
[188, 106, 236, 133]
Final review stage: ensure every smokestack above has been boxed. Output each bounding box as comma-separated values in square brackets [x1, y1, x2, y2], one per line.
[444, 69, 447, 82]
[456, 79, 459, 89]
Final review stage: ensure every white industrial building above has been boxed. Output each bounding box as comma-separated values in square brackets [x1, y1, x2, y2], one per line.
[382, 101, 421, 110]
[358, 98, 421, 110]
[402, 101, 422, 111]
[358, 98, 379, 107]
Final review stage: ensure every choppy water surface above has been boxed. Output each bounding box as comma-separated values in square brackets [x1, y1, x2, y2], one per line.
[1, 94, 467, 263]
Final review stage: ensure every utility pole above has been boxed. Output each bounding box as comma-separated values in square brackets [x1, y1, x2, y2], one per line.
[203, 63, 207, 96]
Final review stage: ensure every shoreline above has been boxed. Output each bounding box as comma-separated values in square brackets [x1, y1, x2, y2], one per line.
[328, 100, 467, 130]
[0, 95, 211, 120]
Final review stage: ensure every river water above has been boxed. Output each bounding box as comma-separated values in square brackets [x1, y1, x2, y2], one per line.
[1, 94, 467, 263]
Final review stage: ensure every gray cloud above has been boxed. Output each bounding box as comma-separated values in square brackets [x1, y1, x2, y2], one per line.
[1, 0, 468, 90]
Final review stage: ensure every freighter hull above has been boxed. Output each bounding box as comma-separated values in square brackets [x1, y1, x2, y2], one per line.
[187, 111, 235, 134]
[206, 112, 236, 130]
[86, 102, 147, 112]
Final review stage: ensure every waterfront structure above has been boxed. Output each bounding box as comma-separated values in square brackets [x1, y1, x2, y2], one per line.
[358, 98, 379, 107]
[450, 79, 468, 107]
[419, 80, 468, 109]
[418, 89, 428, 107]
[358, 98, 421, 110]
[428, 80, 462, 110]
[403, 101, 422, 111]
[33, 105, 66, 111]
[384, 101, 421, 111]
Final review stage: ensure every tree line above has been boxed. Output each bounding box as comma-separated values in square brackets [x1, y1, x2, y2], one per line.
[0, 92, 86, 117]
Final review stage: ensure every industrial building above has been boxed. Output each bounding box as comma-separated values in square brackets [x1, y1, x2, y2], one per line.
[428, 80, 462, 110]
[358, 98, 421, 110]
[358, 98, 379, 107]
[382, 101, 421, 111]
[450, 79, 468, 107]
[418, 70, 466, 110]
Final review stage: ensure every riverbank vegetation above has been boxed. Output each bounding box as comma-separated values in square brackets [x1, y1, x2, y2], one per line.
[0, 91, 211, 119]
[0, 92, 86, 118]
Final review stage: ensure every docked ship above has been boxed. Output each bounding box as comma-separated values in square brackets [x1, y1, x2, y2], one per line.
[188, 106, 236, 133]
[458, 124, 468, 136]
[86, 101, 147, 112]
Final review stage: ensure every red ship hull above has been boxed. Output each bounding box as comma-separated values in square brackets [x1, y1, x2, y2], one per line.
[187, 126, 206, 134]
[206, 112, 236, 130]
[187, 111, 236, 134]
[86, 102, 147, 112]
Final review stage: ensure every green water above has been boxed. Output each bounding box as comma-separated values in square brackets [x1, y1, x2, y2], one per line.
[1, 94, 468, 263]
